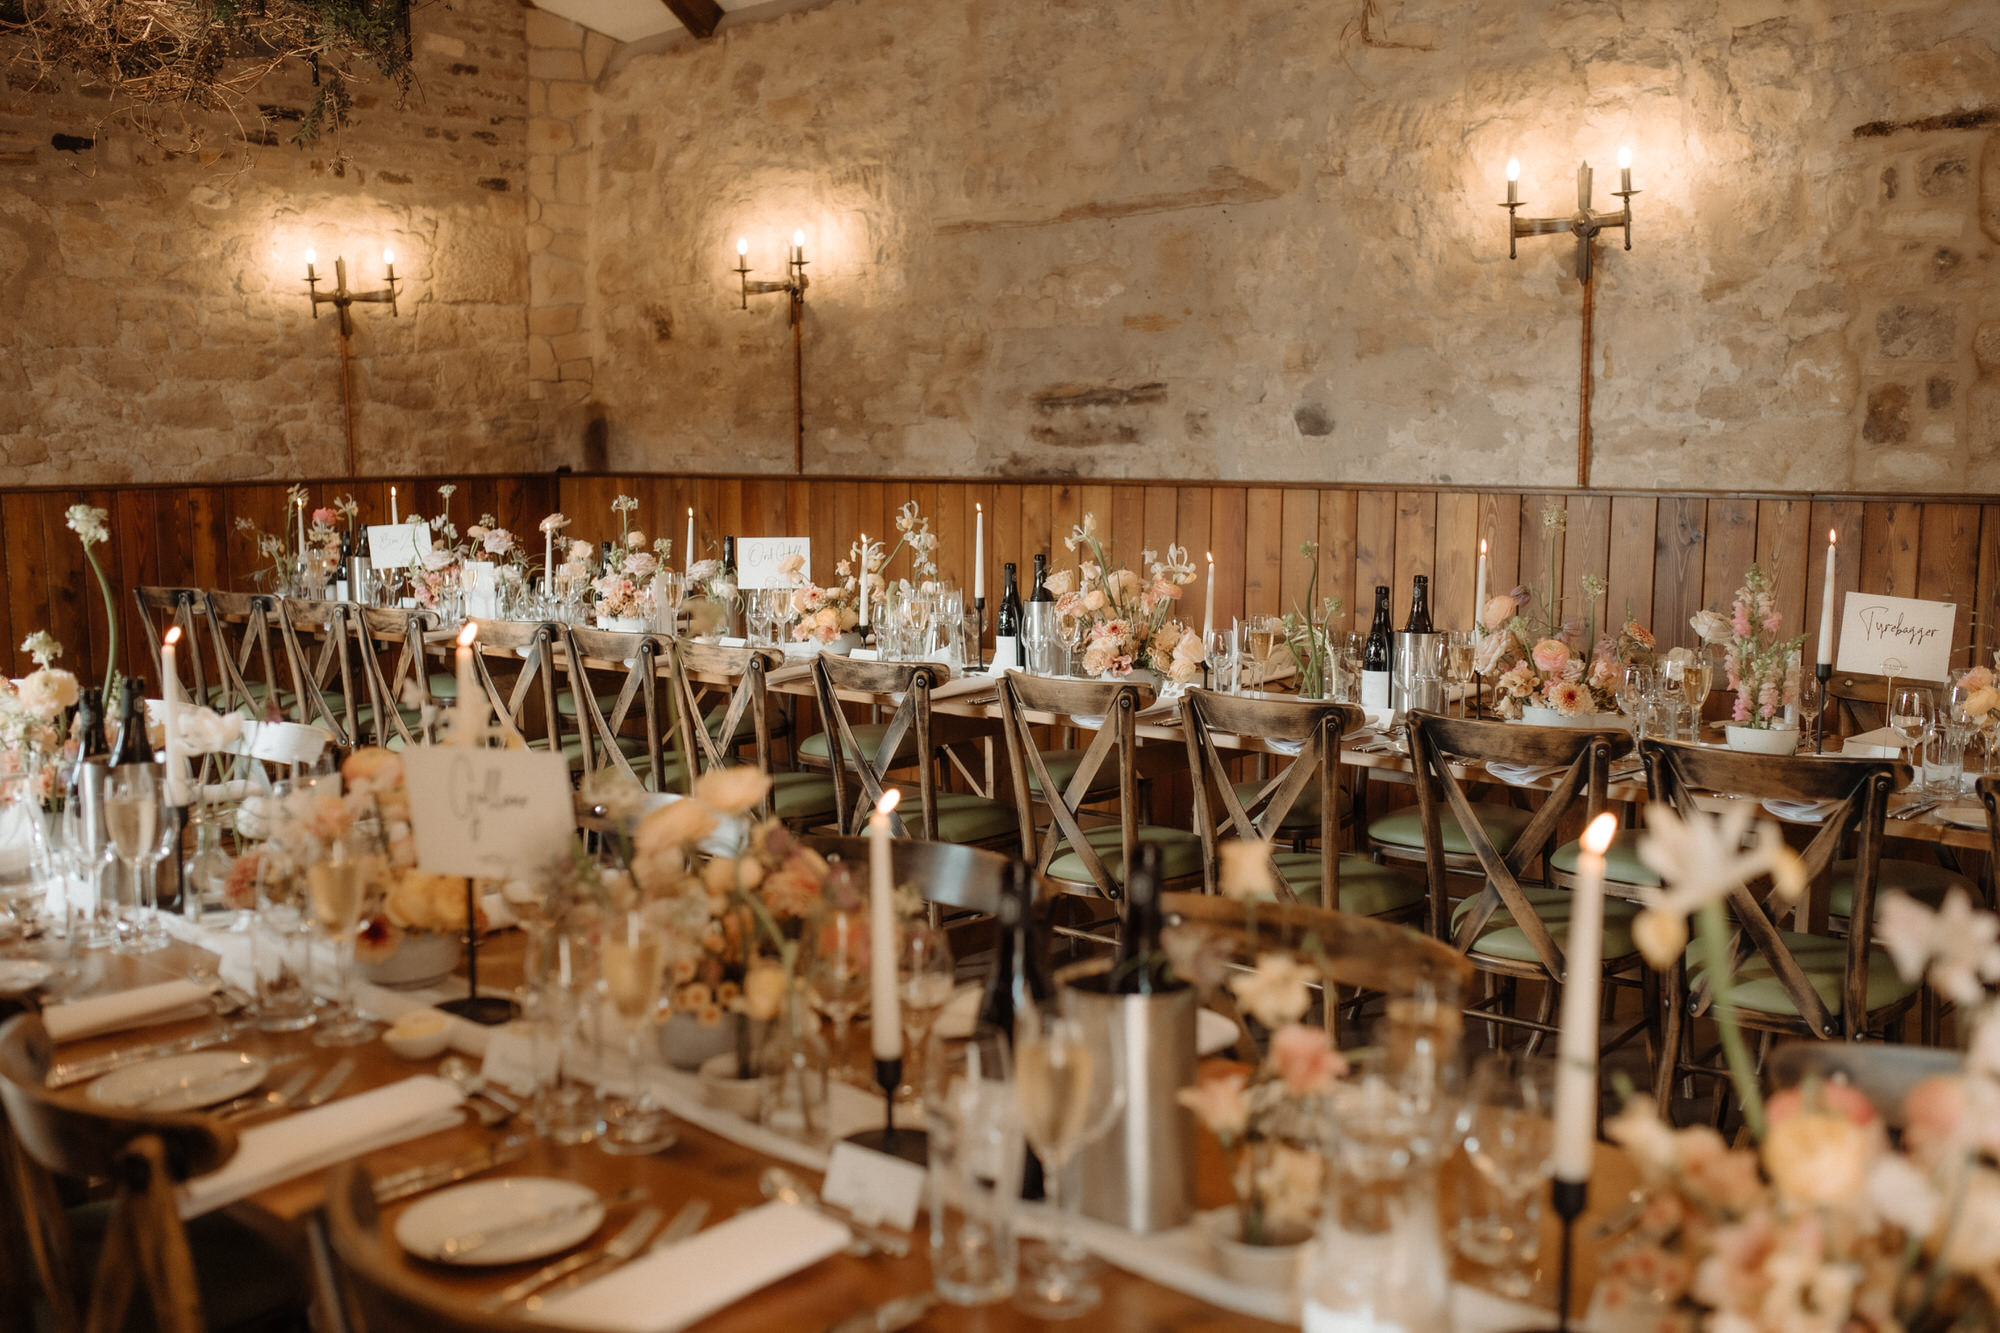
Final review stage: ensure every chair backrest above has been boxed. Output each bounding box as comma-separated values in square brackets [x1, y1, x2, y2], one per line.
[998, 671, 1149, 898]
[1824, 671, 1945, 740]
[1407, 712, 1628, 976]
[810, 655, 944, 838]
[563, 626, 671, 790]
[670, 640, 780, 801]
[1643, 739, 1910, 1036]
[463, 619, 564, 753]
[1978, 775, 2000, 873]
[1161, 891, 1473, 999]
[0, 1015, 234, 1333]
[272, 597, 358, 746]
[200, 591, 288, 721]
[804, 835, 1011, 915]
[132, 587, 206, 700]
[345, 606, 441, 748]
[1182, 689, 1362, 902]
[321, 1161, 559, 1333]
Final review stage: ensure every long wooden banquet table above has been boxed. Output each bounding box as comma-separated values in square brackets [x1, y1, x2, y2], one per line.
[31, 938, 1644, 1331]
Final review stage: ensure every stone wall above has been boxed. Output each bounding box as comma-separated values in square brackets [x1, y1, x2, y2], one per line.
[0, 0, 546, 484]
[582, 0, 2000, 491]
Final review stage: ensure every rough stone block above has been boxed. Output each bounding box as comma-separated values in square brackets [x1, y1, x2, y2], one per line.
[558, 357, 593, 381]
[1928, 375, 1956, 410]
[524, 9, 584, 51]
[583, 30, 617, 81]
[529, 336, 557, 380]
[1864, 383, 1912, 444]
[554, 152, 588, 205]
[528, 118, 574, 154]
[1876, 304, 1956, 360]
[529, 306, 580, 335]
[1976, 323, 2000, 379]
[527, 48, 585, 82]
[547, 82, 593, 118]
[1881, 211, 1963, 239]
[550, 331, 593, 361]
[531, 253, 587, 306]
[1918, 149, 1970, 197]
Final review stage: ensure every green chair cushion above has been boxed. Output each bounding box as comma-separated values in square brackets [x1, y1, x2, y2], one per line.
[922, 793, 1018, 845]
[705, 702, 762, 741]
[1232, 777, 1345, 831]
[1369, 803, 1535, 857]
[1451, 885, 1641, 965]
[770, 770, 840, 820]
[1048, 825, 1204, 886]
[798, 722, 916, 766]
[427, 669, 460, 700]
[1551, 829, 1660, 887]
[562, 731, 653, 770]
[556, 688, 622, 719]
[1269, 851, 1423, 917]
[1827, 857, 1974, 920]
[1025, 747, 1120, 798]
[1689, 930, 1921, 1021]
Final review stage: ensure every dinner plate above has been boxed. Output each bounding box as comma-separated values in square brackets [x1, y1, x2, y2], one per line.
[1937, 804, 1988, 830]
[396, 1177, 606, 1267]
[86, 1050, 268, 1113]
[0, 959, 53, 992]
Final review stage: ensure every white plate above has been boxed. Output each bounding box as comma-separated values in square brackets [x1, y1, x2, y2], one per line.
[0, 959, 53, 992]
[86, 1051, 269, 1113]
[396, 1177, 605, 1267]
[1938, 804, 1988, 830]
[934, 985, 1239, 1056]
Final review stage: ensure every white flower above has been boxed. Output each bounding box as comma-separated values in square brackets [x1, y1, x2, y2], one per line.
[175, 703, 243, 756]
[1631, 802, 1805, 968]
[19, 632, 61, 668]
[1217, 838, 1280, 901]
[1227, 952, 1316, 1028]
[539, 513, 569, 535]
[612, 495, 639, 514]
[1876, 888, 2000, 1007]
[15, 669, 77, 720]
[1689, 609, 1731, 644]
[1865, 1153, 1938, 1237]
[437, 483, 457, 501]
[64, 505, 109, 548]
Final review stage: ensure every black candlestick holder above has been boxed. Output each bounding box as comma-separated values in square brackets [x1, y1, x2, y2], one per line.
[1512, 1178, 1586, 1332]
[1815, 661, 1832, 754]
[165, 803, 189, 914]
[845, 1056, 927, 1165]
[973, 598, 987, 671]
[437, 878, 519, 1025]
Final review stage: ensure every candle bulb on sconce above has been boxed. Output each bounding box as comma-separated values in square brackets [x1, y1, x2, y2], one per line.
[729, 229, 814, 476]
[383, 247, 396, 282]
[304, 248, 318, 282]
[303, 243, 400, 334]
[1505, 157, 1519, 205]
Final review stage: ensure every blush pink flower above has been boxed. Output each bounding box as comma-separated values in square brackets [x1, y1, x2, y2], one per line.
[1176, 1073, 1250, 1141]
[1267, 1023, 1345, 1094]
[1531, 639, 1571, 674]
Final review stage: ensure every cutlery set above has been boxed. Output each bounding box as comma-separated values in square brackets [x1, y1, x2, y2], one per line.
[215, 1055, 356, 1121]
[485, 1195, 713, 1310]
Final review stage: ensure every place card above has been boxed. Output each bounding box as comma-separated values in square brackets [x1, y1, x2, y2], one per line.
[736, 536, 810, 590]
[401, 747, 575, 880]
[819, 1140, 925, 1231]
[1835, 591, 1955, 682]
[367, 522, 432, 571]
[479, 1027, 549, 1096]
[849, 648, 879, 661]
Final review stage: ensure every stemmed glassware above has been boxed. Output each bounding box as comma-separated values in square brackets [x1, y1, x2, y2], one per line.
[897, 921, 956, 1101]
[808, 902, 871, 1085]
[1889, 687, 1933, 767]
[103, 764, 167, 953]
[309, 823, 380, 1047]
[598, 908, 674, 1154]
[1617, 664, 1652, 739]
[1452, 1052, 1556, 1299]
[1012, 1006, 1123, 1319]
[932, 585, 966, 663]
[1205, 626, 1238, 694]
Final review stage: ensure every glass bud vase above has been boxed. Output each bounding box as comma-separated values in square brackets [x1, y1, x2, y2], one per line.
[757, 984, 830, 1147]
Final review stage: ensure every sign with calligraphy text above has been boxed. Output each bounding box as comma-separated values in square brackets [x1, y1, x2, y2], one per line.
[366, 523, 433, 571]
[1835, 591, 1956, 682]
[735, 537, 810, 590]
[401, 748, 574, 880]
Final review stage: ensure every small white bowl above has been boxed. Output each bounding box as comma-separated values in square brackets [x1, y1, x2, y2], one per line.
[698, 1052, 763, 1119]
[383, 1012, 454, 1060]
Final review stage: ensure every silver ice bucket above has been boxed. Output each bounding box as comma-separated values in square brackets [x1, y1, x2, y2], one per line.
[1063, 968, 1197, 1234]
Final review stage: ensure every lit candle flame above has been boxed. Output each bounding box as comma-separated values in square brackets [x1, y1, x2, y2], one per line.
[1616, 145, 1632, 170]
[458, 623, 478, 649]
[876, 789, 901, 816]
[1829, 528, 1837, 545]
[383, 247, 395, 266]
[1505, 157, 1520, 183]
[1480, 538, 1488, 554]
[1581, 811, 1617, 855]
[164, 626, 181, 646]
[793, 228, 805, 248]
[736, 236, 748, 256]
[304, 248, 316, 265]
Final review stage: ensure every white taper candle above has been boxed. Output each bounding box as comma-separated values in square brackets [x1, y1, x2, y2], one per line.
[1817, 530, 1838, 666]
[869, 789, 902, 1062]
[1553, 812, 1617, 1184]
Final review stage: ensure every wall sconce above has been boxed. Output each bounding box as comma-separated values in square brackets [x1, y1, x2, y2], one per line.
[731, 231, 812, 474]
[305, 248, 401, 337]
[1499, 151, 1641, 488]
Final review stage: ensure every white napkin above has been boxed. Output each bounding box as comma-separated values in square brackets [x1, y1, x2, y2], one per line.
[1265, 738, 1305, 757]
[1485, 762, 1565, 787]
[178, 1075, 465, 1218]
[928, 673, 998, 702]
[534, 1201, 849, 1331]
[764, 662, 814, 687]
[1762, 798, 1838, 823]
[43, 979, 214, 1044]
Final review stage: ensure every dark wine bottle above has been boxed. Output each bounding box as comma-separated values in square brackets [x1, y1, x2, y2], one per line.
[1023, 554, 1057, 674]
[1106, 844, 1180, 994]
[1029, 554, 1053, 604]
[599, 540, 617, 577]
[1404, 575, 1434, 634]
[721, 536, 742, 636]
[73, 687, 107, 765]
[976, 860, 1054, 1198]
[1362, 585, 1394, 710]
[110, 678, 153, 767]
[995, 562, 1024, 670]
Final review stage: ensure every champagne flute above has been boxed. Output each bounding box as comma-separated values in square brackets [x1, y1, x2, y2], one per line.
[599, 909, 673, 1154]
[898, 922, 956, 1101]
[1243, 616, 1280, 691]
[103, 765, 163, 954]
[1013, 1006, 1122, 1318]
[309, 826, 377, 1046]
[808, 903, 871, 1085]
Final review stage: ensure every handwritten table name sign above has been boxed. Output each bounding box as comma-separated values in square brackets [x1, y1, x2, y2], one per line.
[735, 537, 811, 590]
[1834, 591, 1956, 682]
[402, 748, 575, 880]
[367, 523, 433, 571]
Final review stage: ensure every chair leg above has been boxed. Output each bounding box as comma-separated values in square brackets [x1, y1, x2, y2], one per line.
[1520, 980, 1556, 1057]
[1653, 969, 1685, 1118]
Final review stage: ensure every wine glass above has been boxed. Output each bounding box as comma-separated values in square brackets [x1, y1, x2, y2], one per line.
[103, 765, 165, 953]
[1242, 616, 1282, 691]
[808, 904, 871, 1085]
[1453, 1052, 1556, 1299]
[898, 922, 956, 1101]
[598, 909, 674, 1154]
[926, 1023, 1022, 1306]
[1013, 1005, 1123, 1318]
[309, 825, 379, 1046]
[1680, 649, 1714, 714]
[1617, 664, 1651, 739]
[1890, 687, 1933, 766]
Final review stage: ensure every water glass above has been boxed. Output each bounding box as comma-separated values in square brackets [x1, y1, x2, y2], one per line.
[104, 764, 167, 954]
[252, 860, 318, 1033]
[528, 932, 600, 1145]
[1924, 722, 1967, 797]
[1206, 627, 1239, 693]
[1452, 1053, 1555, 1298]
[597, 910, 674, 1155]
[926, 1024, 1022, 1306]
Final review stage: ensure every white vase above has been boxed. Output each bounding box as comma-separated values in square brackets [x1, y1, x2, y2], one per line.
[1519, 705, 1630, 730]
[659, 1010, 741, 1071]
[359, 931, 460, 990]
[1726, 723, 1799, 754]
[698, 1052, 764, 1118]
[597, 614, 648, 634]
[1203, 1208, 1312, 1289]
[822, 631, 865, 656]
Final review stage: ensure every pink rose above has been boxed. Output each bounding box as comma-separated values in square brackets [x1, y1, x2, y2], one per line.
[1268, 1023, 1345, 1094]
[312, 507, 337, 526]
[1481, 595, 1517, 632]
[1531, 639, 1571, 674]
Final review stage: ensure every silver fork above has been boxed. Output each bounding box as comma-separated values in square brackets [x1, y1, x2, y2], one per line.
[216, 1064, 314, 1119]
[491, 1204, 664, 1309]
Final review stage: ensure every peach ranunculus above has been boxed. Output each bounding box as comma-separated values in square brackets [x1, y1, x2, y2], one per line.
[1043, 568, 1075, 597]
[1268, 1023, 1346, 1095]
[1176, 1072, 1250, 1142]
[1080, 640, 1117, 676]
[734, 963, 791, 1022]
[1965, 686, 1999, 719]
[1761, 1107, 1881, 1207]
[1104, 569, 1143, 604]
[1055, 591, 1086, 621]
[1530, 639, 1571, 675]
[1545, 678, 1587, 717]
[694, 767, 772, 815]
[777, 552, 806, 583]
[1481, 594, 1518, 632]
[1082, 588, 1108, 613]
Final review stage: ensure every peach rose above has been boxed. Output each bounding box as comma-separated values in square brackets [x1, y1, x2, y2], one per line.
[1531, 639, 1571, 674]
[1481, 595, 1518, 632]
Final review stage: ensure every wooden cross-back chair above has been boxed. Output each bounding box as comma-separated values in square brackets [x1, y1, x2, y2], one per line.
[810, 656, 1014, 849]
[805, 835, 1013, 917]
[272, 597, 359, 747]
[0, 1015, 304, 1333]
[198, 591, 289, 721]
[132, 587, 206, 701]
[463, 619, 565, 754]
[562, 625, 671, 790]
[999, 673, 1201, 939]
[1642, 740, 1923, 1113]
[347, 606, 442, 749]
[1406, 712, 1645, 1047]
[673, 643, 835, 825]
[1823, 671, 1948, 741]
[1182, 690, 1424, 922]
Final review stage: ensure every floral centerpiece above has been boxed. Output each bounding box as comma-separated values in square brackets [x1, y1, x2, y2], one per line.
[777, 501, 938, 648]
[594, 547, 659, 628]
[1689, 564, 1803, 742]
[1281, 540, 1346, 698]
[1044, 512, 1204, 683]
[1594, 802, 2000, 1332]
[1, 632, 80, 802]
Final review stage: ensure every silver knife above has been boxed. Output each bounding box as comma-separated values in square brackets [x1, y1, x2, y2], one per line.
[825, 1293, 938, 1333]
[646, 1197, 711, 1252]
[48, 1026, 237, 1088]
[440, 1186, 645, 1260]
[491, 1204, 662, 1308]
[373, 1133, 531, 1204]
[299, 1055, 357, 1109]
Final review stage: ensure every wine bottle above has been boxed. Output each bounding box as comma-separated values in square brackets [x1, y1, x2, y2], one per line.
[599, 540, 617, 578]
[1362, 584, 1394, 710]
[70, 687, 107, 775]
[334, 529, 353, 601]
[1023, 553, 1057, 674]
[1106, 844, 1181, 994]
[110, 678, 154, 768]
[721, 536, 742, 637]
[976, 860, 1054, 1197]
[1404, 575, 1434, 634]
[995, 562, 1023, 670]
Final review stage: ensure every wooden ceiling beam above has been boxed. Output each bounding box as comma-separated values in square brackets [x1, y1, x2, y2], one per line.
[661, 0, 722, 38]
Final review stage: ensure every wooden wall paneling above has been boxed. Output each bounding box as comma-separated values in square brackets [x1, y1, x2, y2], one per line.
[2, 496, 39, 680]
[1279, 489, 1321, 617]
[717, 477, 746, 542]
[112, 487, 159, 681]
[1561, 495, 1611, 641]
[1110, 486, 1146, 587]
[1477, 493, 1522, 609]
[1017, 484, 1052, 580]
[1352, 490, 1397, 630]
[1227, 489, 1269, 620]
[1048, 482, 1081, 566]
[1078, 484, 1113, 548]
[1318, 489, 1359, 631]
[1861, 500, 1921, 599]
[1915, 502, 1981, 669]
[1700, 497, 1758, 614]
[829, 481, 860, 578]
[1807, 499, 1866, 665]
[1605, 496, 1657, 630]
[1173, 485, 1214, 590]
[1754, 498, 1811, 646]
[187, 486, 226, 591]
[39, 493, 93, 683]
[992, 484, 1024, 606]
[1432, 492, 1479, 631]
[1516, 494, 1566, 629]
[1141, 487, 1177, 572]
[1976, 506, 2000, 671]
[1652, 498, 1706, 652]
[1390, 491, 1438, 626]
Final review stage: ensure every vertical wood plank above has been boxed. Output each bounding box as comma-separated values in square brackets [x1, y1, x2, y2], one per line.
[1279, 490, 1321, 617]
[1652, 498, 1707, 652]
[1916, 502, 1981, 670]
[1390, 491, 1438, 626]
[1754, 498, 1811, 647]
[1977, 506, 2000, 673]
[1517, 495, 1567, 631]
[1240, 488, 1281, 619]
[1701, 497, 1758, 613]
[1433, 492, 1479, 631]
[1861, 500, 1921, 600]
[1352, 491, 1397, 631]
[1319, 489, 1359, 630]
[1605, 496, 1657, 631]
[1808, 499, 1866, 667]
